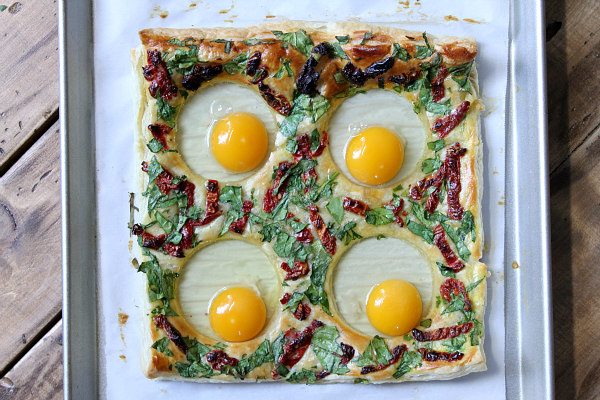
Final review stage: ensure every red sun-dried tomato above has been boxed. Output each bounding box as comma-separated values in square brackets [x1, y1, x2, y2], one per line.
[418, 348, 464, 363]
[147, 124, 172, 150]
[340, 343, 355, 365]
[263, 162, 293, 213]
[308, 205, 337, 255]
[440, 278, 472, 311]
[199, 179, 222, 225]
[280, 261, 310, 281]
[257, 82, 292, 116]
[432, 101, 470, 138]
[411, 321, 473, 342]
[444, 143, 467, 220]
[142, 50, 178, 100]
[153, 315, 187, 354]
[278, 320, 324, 368]
[206, 350, 239, 370]
[293, 302, 311, 321]
[342, 197, 370, 216]
[433, 225, 464, 272]
[132, 224, 166, 250]
[431, 66, 449, 102]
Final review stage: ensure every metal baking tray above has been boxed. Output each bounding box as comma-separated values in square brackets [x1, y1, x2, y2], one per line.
[60, 0, 553, 398]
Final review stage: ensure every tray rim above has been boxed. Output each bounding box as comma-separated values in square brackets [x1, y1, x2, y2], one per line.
[60, 0, 554, 398]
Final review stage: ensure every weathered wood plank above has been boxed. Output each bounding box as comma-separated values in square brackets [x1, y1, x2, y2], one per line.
[0, 0, 59, 172]
[551, 128, 600, 400]
[545, 0, 600, 172]
[0, 321, 63, 400]
[0, 122, 61, 372]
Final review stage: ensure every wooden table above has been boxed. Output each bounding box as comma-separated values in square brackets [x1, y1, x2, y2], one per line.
[0, 1, 597, 398]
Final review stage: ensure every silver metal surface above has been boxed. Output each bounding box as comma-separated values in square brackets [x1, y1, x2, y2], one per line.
[60, 0, 98, 399]
[60, 0, 554, 398]
[505, 0, 554, 399]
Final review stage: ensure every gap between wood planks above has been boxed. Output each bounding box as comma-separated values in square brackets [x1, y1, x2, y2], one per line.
[0, 314, 62, 379]
[0, 110, 58, 178]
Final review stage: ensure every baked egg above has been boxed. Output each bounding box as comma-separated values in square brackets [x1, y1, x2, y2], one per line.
[178, 83, 276, 180]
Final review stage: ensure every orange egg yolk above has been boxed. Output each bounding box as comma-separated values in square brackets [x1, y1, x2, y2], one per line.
[209, 286, 267, 342]
[210, 112, 268, 173]
[366, 279, 422, 337]
[345, 126, 404, 186]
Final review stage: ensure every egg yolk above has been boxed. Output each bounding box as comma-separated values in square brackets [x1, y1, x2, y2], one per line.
[209, 286, 267, 342]
[366, 279, 422, 337]
[345, 126, 404, 186]
[210, 112, 268, 173]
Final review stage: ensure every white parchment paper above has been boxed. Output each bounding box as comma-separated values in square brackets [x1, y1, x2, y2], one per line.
[94, 1, 508, 398]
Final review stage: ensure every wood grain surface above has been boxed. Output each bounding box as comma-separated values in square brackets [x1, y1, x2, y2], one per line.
[0, 124, 61, 374]
[0, 0, 598, 398]
[0, 0, 59, 175]
[0, 322, 63, 400]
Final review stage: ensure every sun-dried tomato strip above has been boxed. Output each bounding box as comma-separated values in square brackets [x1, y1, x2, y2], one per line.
[340, 343, 355, 365]
[385, 197, 407, 226]
[342, 197, 370, 216]
[412, 321, 473, 342]
[280, 261, 310, 281]
[293, 302, 311, 321]
[257, 82, 292, 116]
[432, 101, 470, 138]
[308, 205, 337, 255]
[178, 180, 196, 208]
[199, 179, 222, 225]
[142, 50, 178, 100]
[409, 167, 444, 202]
[263, 162, 293, 213]
[132, 224, 166, 249]
[389, 69, 420, 87]
[296, 56, 319, 96]
[141, 162, 179, 195]
[153, 315, 187, 354]
[245, 51, 262, 77]
[440, 278, 472, 311]
[431, 66, 449, 102]
[418, 348, 464, 363]
[295, 227, 314, 244]
[206, 350, 239, 370]
[279, 320, 324, 368]
[181, 63, 222, 91]
[280, 293, 292, 305]
[444, 143, 467, 220]
[433, 225, 464, 272]
[364, 56, 395, 79]
[360, 344, 407, 375]
[163, 243, 184, 258]
[147, 124, 172, 149]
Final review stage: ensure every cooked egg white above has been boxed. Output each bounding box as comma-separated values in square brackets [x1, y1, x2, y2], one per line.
[177, 240, 278, 340]
[178, 83, 277, 181]
[328, 89, 425, 187]
[332, 237, 433, 337]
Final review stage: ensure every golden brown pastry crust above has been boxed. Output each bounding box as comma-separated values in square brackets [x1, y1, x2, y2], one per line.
[132, 21, 487, 384]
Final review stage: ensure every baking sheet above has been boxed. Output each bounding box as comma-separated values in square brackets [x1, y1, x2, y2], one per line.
[93, 1, 508, 398]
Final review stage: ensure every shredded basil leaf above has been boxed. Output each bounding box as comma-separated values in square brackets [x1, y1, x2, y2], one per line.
[392, 43, 410, 61]
[393, 350, 422, 379]
[311, 325, 350, 374]
[272, 29, 314, 56]
[365, 207, 395, 226]
[152, 337, 173, 357]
